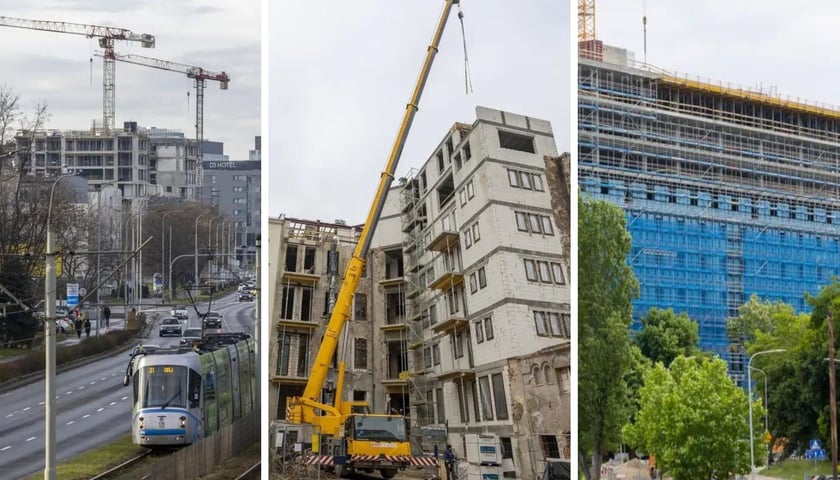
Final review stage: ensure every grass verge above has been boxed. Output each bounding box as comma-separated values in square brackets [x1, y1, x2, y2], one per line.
[762, 458, 834, 479]
[23, 435, 145, 480]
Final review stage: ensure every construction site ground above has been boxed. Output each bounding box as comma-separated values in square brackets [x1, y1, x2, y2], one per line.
[270, 464, 440, 480]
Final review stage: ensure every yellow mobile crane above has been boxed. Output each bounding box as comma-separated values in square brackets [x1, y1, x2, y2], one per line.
[285, 1, 460, 478]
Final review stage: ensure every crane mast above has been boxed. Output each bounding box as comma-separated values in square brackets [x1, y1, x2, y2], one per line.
[96, 52, 230, 197]
[0, 16, 154, 131]
[288, 0, 459, 434]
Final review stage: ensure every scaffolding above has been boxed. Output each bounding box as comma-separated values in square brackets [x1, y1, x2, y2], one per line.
[400, 168, 437, 453]
[579, 57, 840, 377]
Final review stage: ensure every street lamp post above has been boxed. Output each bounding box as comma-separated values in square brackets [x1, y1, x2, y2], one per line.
[748, 349, 785, 480]
[749, 366, 769, 436]
[121, 211, 143, 311]
[194, 213, 210, 294]
[45, 174, 73, 480]
[160, 211, 176, 301]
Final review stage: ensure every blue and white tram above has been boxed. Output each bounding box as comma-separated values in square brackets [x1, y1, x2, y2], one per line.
[130, 351, 203, 446]
[127, 335, 256, 448]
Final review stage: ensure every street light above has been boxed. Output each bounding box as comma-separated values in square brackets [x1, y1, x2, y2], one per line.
[159, 210, 176, 300]
[121, 211, 143, 310]
[748, 349, 785, 480]
[45, 174, 75, 480]
[748, 366, 768, 436]
[194, 213, 210, 293]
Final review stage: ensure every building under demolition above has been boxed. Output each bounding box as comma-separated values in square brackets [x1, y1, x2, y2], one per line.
[269, 107, 570, 479]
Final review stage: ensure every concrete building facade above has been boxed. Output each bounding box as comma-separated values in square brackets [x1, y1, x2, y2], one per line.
[267, 217, 376, 424]
[200, 155, 261, 262]
[397, 107, 570, 479]
[267, 108, 570, 479]
[578, 42, 840, 381]
[16, 122, 153, 200]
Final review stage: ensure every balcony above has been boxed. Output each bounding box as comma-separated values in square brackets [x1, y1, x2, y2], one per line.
[428, 269, 463, 291]
[382, 371, 411, 389]
[427, 229, 460, 253]
[436, 368, 475, 382]
[280, 270, 319, 286]
[431, 315, 468, 335]
[380, 322, 408, 333]
[276, 319, 318, 331]
[378, 276, 405, 288]
[270, 375, 308, 385]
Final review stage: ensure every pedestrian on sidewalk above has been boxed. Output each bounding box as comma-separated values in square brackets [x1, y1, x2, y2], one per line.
[102, 305, 111, 329]
[83, 312, 91, 338]
[74, 316, 82, 339]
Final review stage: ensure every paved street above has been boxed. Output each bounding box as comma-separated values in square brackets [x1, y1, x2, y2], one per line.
[0, 291, 255, 478]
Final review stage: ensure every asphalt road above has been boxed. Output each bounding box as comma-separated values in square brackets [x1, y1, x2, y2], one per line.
[0, 291, 256, 479]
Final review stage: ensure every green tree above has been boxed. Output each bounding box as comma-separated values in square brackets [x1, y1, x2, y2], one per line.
[624, 356, 760, 480]
[578, 197, 639, 479]
[728, 294, 798, 344]
[636, 307, 699, 366]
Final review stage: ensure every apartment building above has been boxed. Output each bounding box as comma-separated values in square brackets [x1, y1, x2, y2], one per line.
[578, 41, 840, 382]
[267, 217, 376, 425]
[396, 106, 570, 479]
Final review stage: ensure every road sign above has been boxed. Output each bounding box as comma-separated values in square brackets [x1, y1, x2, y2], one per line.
[67, 283, 79, 308]
[79, 287, 87, 296]
[810, 439, 822, 450]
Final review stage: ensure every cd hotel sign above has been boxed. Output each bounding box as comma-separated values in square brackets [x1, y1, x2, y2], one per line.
[202, 160, 260, 171]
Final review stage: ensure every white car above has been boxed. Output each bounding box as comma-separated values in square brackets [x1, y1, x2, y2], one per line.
[170, 307, 189, 320]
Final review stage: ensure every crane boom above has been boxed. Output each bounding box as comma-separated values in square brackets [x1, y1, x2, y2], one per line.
[0, 16, 154, 44]
[0, 16, 155, 131]
[289, 0, 458, 429]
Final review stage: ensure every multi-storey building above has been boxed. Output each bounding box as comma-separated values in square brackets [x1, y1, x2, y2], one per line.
[578, 42, 840, 382]
[267, 217, 375, 423]
[268, 107, 570, 479]
[397, 106, 569, 478]
[16, 122, 153, 200]
[148, 127, 200, 199]
[200, 136, 261, 265]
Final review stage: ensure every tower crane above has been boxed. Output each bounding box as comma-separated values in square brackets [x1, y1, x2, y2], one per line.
[578, 0, 596, 42]
[578, 0, 603, 60]
[0, 16, 155, 131]
[95, 51, 230, 195]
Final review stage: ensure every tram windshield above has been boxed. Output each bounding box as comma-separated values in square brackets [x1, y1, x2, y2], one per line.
[142, 365, 188, 409]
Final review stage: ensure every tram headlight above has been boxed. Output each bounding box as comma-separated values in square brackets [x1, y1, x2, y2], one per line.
[138, 416, 144, 429]
[180, 416, 186, 428]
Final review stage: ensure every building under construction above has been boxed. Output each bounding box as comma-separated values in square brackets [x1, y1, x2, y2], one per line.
[268, 107, 571, 479]
[578, 40, 840, 382]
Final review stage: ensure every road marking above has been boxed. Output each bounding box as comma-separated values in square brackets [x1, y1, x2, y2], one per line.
[83, 414, 90, 419]
[111, 373, 116, 376]
[0, 446, 9, 451]
[97, 408, 104, 412]
[26, 437, 35, 442]
[66, 421, 74, 425]
[78, 386, 85, 390]
[39, 402, 44, 406]
[65, 391, 72, 395]
[5, 414, 12, 418]
[109, 402, 116, 406]
[90, 381, 96, 385]
[121, 396, 128, 401]
[22, 407, 30, 411]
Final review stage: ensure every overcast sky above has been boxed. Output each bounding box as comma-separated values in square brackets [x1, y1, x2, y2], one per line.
[268, 1, 569, 222]
[595, 0, 840, 110]
[0, 0, 259, 159]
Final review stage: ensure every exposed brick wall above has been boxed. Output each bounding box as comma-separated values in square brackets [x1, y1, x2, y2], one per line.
[543, 153, 571, 260]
